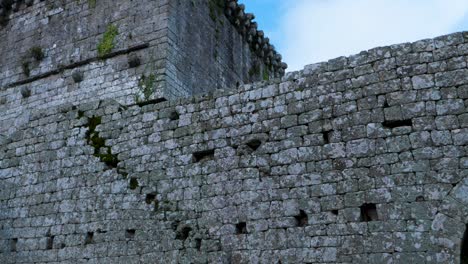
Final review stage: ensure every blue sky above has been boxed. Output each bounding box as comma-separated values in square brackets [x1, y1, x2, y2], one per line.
[239, 0, 468, 71]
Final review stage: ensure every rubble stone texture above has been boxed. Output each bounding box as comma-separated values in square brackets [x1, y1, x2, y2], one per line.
[1, 1, 468, 264]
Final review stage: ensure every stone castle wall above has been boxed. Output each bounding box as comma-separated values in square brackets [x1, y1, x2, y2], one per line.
[0, 0, 285, 133]
[0, 0, 172, 134]
[1, 31, 468, 263]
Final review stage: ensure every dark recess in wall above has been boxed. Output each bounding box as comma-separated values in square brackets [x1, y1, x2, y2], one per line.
[84, 232, 94, 245]
[193, 149, 215, 162]
[10, 238, 17, 252]
[246, 139, 262, 151]
[462, 224, 468, 264]
[382, 119, 412, 129]
[126, 229, 136, 239]
[46, 235, 54, 250]
[175, 226, 192, 240]
[236, 222, 247, 234]
[360, 203, 378, 222]
[295, 210, 308, 227]
[322, 131, 332, 144]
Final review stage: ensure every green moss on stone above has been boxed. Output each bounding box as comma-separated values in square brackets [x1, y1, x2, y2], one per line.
[209, 0, 225, 22]
[97, 24, 118, 58]
[263, 68, 270, 81]
[88, 0, 96, 8]
[97, 151, 119, 168]
[30, 46, 44, 61]
[84, 116, 119, 169]
[248, 64, 260, 78]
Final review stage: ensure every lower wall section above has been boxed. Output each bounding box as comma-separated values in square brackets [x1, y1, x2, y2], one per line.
[1, 31, 468, 263]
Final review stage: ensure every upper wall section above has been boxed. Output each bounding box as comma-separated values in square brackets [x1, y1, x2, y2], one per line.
[0, 0, 172, 124]
[165, 0, 287, 97]
[0, 0, 286, 109]
[0, 0, 170, 87]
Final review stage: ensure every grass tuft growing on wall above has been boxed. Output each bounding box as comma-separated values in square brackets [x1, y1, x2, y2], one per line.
[88, 0, 96, 8]
[97, 24, 118, 58]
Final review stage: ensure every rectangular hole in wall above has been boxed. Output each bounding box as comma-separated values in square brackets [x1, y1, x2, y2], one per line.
[294, 210, 309, 227]
[145, 193, 156, 204]
[46, 236, 54, 250]
[360, 203, 379, 222]
[322, 130, 331, 144]
[192, 149, 215, 163]
[462, 224, 468, 264]
[195, 238, 202, 251]
[175, 226, 192, 240]
[382, 119, 412, 129]
[126, 229, 136, 239]
[84, 232, 94, 245]
[246, 139, 262, 151]
[10, 238, 17, 252]
[136, 98, 167, 107]
[236, 222, 247, 234]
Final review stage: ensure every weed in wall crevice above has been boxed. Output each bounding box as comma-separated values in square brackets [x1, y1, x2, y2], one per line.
[136, 73, 156, 103]
[208, 0, 225, 22]
[84, 116, 119, 170]
[97, 24, 118, 58]
[88, 0, 96, 8]
[21, 61, 30, 77]
[248, 63, 260, 79]
[262, 67, 270, 81]
[20, 46, 45, 77]
[30, 46, 44, 61]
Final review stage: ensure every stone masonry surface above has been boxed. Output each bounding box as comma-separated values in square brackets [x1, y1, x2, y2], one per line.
[0, 0, 285, 120]
[1, 15, 468, 264]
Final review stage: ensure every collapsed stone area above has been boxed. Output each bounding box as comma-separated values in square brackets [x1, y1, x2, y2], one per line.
[1, 31, 468, 263]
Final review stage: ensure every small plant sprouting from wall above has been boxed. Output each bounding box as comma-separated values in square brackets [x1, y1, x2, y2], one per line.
[137, 73, 156, 102]
[85, 116, 119, 169]
[263, 67, 270, 81]
[30, 46, 44, 61]
[248, 63, 260, 79]
[209, 0, 225, 22]
[20, 46, 45, 77]
[97, 24, 118, 58]
[88, 0, 96, 8]
[21, 61, 30, 77]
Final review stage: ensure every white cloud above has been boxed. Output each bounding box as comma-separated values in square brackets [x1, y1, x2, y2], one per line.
[278, 0, 468, 71]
